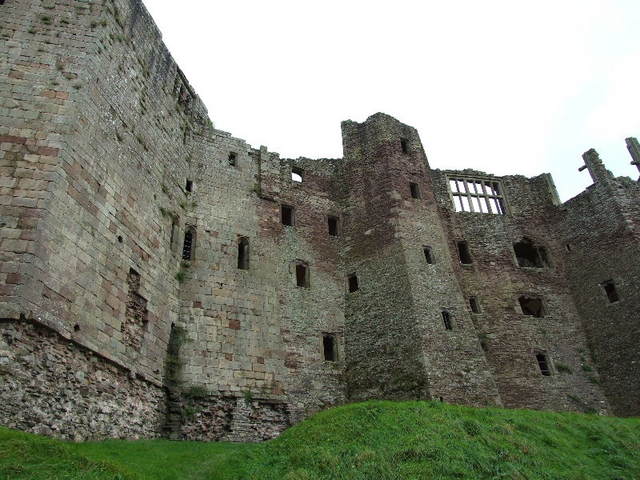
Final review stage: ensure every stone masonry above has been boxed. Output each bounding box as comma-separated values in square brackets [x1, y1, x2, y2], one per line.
[0, 0, 638, 441]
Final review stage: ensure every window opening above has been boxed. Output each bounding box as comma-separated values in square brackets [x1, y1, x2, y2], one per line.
[348, 273, 359, 292]
[602, 280, 619, 303]
[291, 167, 303, 183]
[457, 241, 472, 265]
[123, 268, 148, 350]
[519, 296, 544, 317]
[237, 237, 250, 270]
[170, 221, 177, 251]
[423, 246, 434, 264]
[182, 226, 195, 261]
[442, 310, 452, 330]
[296, 262, 309, 288]
[281, 205, 294, 226]
[513, 238, 548, 268]
[328, 216, 339, 236]
[228, 152, 237, 166]
[400, 138, 409, 154]
[469, 297, 481, 313]
[185, 179, 193, 192]
[536, 352, 551, 376]
[410, 182, 421, 199]
[323, 334, 337, 361]
[448, 176, 506, 214]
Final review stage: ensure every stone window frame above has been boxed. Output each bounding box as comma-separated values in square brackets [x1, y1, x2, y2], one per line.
[322, 333, 338, 362]
[534, 350, 553, 376]
[600, 279, 620, 304]
[518, 295, 546, 318]
[446, 175, 508, 215]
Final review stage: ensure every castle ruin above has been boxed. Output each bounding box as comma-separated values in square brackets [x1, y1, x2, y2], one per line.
[1, 0, 639, 442]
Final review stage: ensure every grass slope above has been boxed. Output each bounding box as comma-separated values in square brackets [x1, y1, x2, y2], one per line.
[1, 401, 639, 480]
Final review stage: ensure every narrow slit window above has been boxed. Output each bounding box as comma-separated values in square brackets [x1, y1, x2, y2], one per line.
[442, 311, 452, 330]
[281, 205, 294, 226]
[237, 237, 250, 270]
[410, 182, 421, 199]
[348, 273, 359, 292]
[182, 227, 195, 261]
[291, 167, 303, 183]
[469, 297, 481, 313]
[536, 352, 551, 376]
[519, 296, 544, 317]
[400, 138, 409, 154]
[296, 262, 309, 288]
[228, 152, 237, 167]
[323, 334, 337, 361]
[457, 241, 472, 265]
[602, 280, 619, 303]
[448, 176, 506, 214]
[328, 216, 339, 236]
[185, 179, 193, 192]
[170, 220, 177, 251]
[423, 246, 434, 264]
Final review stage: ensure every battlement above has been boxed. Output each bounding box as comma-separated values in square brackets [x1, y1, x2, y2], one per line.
[1, 0, 639, 442]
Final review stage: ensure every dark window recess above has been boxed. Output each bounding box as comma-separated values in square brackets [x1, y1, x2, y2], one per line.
[469, 297, 481, 313]
[348, 273, 359, 292]
[228, 152, 237, 166]
[457, 241, 472, 265]
[185, 179, 193, 192]
[0, 1, 6, 6]
[565, 243, 572, 252]
[237, 237, 250, 270]
[424, 246, 434, 264]
[513, 239, 549, 268]
[291, 166, 303, 183]
[74, 324, 80, 332]
[410, 182, 421, 199]
[536, 353, 551, 376]
[442, 311, 453, 330]
[519, 296, 544, 317]
[602, 280, 619, 303]
[281, 205, 294, 226]
[323, 334, 337, 361]
[400, 138, 409, 154]
[296, 262, 309, 288]
[182, 227, 195, 260]
[328, 216, 339, 236]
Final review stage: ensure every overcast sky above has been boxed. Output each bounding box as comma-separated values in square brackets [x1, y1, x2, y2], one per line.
[144, 1, 639, 201]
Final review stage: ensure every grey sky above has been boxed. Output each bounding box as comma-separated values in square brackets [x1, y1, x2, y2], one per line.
[144, 1, 639, 200]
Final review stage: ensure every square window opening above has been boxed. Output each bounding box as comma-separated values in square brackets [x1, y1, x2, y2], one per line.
[442, 310, 453, 330]
[536, 352, 551, 376]
[513, 238, 548, 268]
[291, 167, 303, 183]
[237, 237, 250, 270]
[323, 334, 337, 361]
[469, 297, 481, 314]
[348, 273, 359, 293]
[400, 138, 409, 154]
[423, 246, 434, 264]
[602, 280, 619, 303]
[281, 205, 294, 226]
[519, 296, 544, 317]
[457, 241, 472, 265]
[185, 179, 193, 192]
[328, 216, 339, 236]
[228, 152, 237, 167]
[296, 262, 309, 288]
[410, 182, 421, 199]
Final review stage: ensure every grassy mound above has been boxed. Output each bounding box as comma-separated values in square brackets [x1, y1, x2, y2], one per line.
[1, 401, 639, 479]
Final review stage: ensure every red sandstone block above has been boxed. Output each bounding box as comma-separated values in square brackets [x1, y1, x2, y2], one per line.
[5, 272, 21, 284]
[8, 70, 24, 80]
[0, 135, 27, 144]
[229, 319, 241, 330]
[193, 301, 203, 308]
[55, 91, 69, 100]
[224, 353, 233, 361]
[37, 146, 59, 157]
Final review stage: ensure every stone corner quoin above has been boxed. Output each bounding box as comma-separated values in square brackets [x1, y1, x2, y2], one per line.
[1, 0, 639, 442]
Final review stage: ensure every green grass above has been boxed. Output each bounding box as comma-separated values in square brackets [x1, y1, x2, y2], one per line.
[1, 401, 639, 479]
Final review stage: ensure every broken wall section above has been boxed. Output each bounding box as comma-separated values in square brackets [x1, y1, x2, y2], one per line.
[432, 168, 608, 413]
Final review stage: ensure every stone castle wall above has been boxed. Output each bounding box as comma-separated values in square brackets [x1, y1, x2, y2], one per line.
[1, 0, 638, 442]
